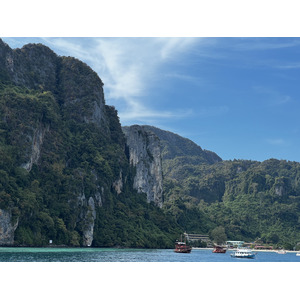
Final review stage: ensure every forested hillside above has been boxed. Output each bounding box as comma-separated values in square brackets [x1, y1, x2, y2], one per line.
[0, 39, 180, 248]
[141, 126, 300, 249]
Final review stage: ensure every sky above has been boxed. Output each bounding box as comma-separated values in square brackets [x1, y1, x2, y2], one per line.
[2, 37, 300, 163]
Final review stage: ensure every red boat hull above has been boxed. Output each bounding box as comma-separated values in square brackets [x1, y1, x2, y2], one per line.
[175, 243, 192, 253]
[213, 246, 226, 253]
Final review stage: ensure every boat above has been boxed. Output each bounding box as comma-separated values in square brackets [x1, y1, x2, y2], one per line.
[174, 235, 192, 253]
[276, 249, 286, 254]
[231, 248, 256, 259]
[174, 241, 192, 253]
[296, 252, 300, 256]
[213, 245, 227, 253]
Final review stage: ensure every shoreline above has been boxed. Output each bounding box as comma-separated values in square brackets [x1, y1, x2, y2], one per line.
[192, 247, 299, 253]
[0, 246, 298, 253]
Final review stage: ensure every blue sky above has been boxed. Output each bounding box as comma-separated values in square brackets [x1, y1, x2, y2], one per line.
[2, 37, 300, 162]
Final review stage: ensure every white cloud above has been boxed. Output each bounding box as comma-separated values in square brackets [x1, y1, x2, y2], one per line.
[91, 38, 200, 100]
[154, 37, 199, 60]
[119, 107, 194, 123]
[253, 86, 291, 105]
[276, 62, 300, 69]
[232, 38, 300, 51]
[165, 73, 206, 86]
[266, 138, 287, 146]
[7, 37, 203, 125]
[42, 38, 91, 59]
[48, 37, 202, 124]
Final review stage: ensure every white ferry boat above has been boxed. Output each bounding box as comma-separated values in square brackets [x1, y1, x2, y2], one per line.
[231, 248, 256, 259]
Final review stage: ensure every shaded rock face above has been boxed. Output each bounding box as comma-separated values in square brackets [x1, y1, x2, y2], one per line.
[0, 40, 108, 130]
[59, 57, 108, 129]
[123, 125, 163, 208]
[141, 125, 222, 164]
[0, 209, 18, 246]
[113, 171, 123, 195]
[2, 42, 59, 92]
[77, 192, 102, 246]
[21, 123, 50, 172]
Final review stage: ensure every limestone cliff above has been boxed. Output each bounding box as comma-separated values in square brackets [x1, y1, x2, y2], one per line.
[122, 125, 163, 208]
[141, 125, 222, 164]
[21, 123, 50, 172]
[0, 39, 129, 246]
[77, 192, 102, 246]
[0, 40, 109, 131]
[0, 209, 18, 246]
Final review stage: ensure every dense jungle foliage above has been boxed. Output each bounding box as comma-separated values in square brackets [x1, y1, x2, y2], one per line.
[0, 83, 180, 248]
[142, 126, 300, 248]
[0, 40, 182, 248]
[162, 154, 300, 248]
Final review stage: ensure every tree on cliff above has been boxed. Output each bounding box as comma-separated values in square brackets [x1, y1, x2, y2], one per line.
[210, 226, 227, 245]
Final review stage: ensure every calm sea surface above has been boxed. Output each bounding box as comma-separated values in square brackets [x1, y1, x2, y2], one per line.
[0, 247, 299, 262]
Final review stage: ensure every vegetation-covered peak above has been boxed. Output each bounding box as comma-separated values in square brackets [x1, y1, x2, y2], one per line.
[129, 125, 222, 164]
[0, 39, 180, 248]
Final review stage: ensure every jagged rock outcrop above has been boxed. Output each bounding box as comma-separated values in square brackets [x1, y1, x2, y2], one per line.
[0, 40, 58, 92]
[122, 124, 222, 208]
[77, 192, 102, 246]
[0, 209, 18, 246]
[113, 171, 123, 195]
[59, 56, 109, 130]
[141, 125, 222, 164]
[0, 40, 109, 131]
[21, 123, 50, 172]
[123, 125, 163, 208]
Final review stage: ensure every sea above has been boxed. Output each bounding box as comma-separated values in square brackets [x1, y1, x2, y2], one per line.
[0, 247, 299, 262]
[1, 247, 298, 299]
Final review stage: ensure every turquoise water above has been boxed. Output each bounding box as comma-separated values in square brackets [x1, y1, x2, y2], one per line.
[0, 247, 299, 262]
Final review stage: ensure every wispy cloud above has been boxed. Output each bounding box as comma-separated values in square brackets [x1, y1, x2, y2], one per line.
[42, 37, 92, 59]
[266, 138, 288, 146]
[165, 73, 206, 86]
[253, 86, 291, 105]
[275, 62, 300, 69]
[42, 37, 201, 124]
[153, 37, 200, 60]
[119, 106, 194, 123]
[232, 38, 300, 51]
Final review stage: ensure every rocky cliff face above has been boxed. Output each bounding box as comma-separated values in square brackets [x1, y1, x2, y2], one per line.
[0, 40, 109, 130]
[21, 123, 50, 172]
[141, 125, 222, 164]
[0, 39, 128, 246]
[122, 125, 164, 208]
[77, 192, 102, 246]
[122, 125, 222, 208]
[0, 209, 18, 246]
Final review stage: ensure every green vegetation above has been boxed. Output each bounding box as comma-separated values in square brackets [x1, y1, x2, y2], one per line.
[0, 41, 181, 248]
[0, 83, 180, 248]
[2, 40, 300, 250]
[210, 226, 227, 244]
[162, 158, 300, 248]
[141, 126, 300, 248]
